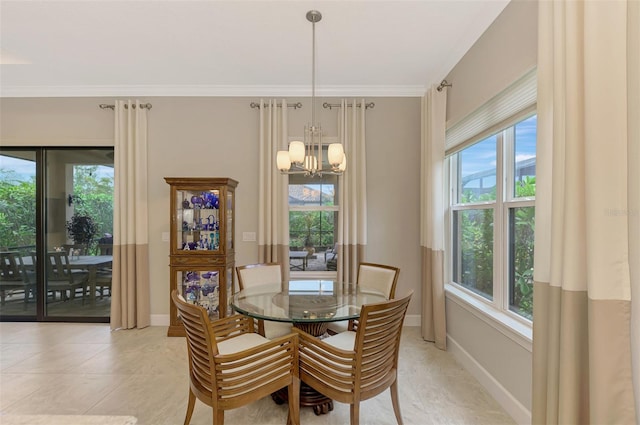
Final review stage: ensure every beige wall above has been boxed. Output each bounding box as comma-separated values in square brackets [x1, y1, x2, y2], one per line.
[444, 0, 538, 128]
[442, 0, 537, 419]
[447, 299, 532, 412]
[0, 96, 422, 318]
[1, 1, 537, 418]
[0, 98, 114, 145]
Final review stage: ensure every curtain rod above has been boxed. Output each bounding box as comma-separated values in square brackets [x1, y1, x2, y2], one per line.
[250, 102, 303, 110]
[322, 102, 375, 110]
[436, 80, 452, 92]
[249, 101, 375, 110]
[99, 103, 153, 110]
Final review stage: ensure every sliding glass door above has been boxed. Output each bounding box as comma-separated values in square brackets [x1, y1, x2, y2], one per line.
[0, 148, 114, 322]
[0, 151, 37, 317]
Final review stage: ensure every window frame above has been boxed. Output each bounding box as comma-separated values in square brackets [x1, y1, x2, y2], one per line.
[287, 137, 340, 280]
[446, 112, 536, 333]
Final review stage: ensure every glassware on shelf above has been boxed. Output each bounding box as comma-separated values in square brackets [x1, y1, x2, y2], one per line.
[203, 192, 219, 209]
[182, 241, 198, 250]
[209, 231, 219, 250]
[190, 195, 203, 209]
[181, 270, 220, 318]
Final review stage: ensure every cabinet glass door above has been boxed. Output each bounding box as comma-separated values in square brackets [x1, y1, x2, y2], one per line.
[226, 191, 234, 251]
[176, 189, 221, 253]
[178, 268, 221, 320]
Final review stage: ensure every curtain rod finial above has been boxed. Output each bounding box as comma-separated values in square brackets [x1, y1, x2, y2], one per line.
[437, 80, 452, 92]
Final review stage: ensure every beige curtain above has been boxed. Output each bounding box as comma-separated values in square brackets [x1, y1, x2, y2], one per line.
[533, 1, 638, 423]
[258, 99, 290, 280]
[337, 99, 367, 283]
[110, 100, 150, 330]
[420, 85, 447, 350]
[630, 0, 640, 418]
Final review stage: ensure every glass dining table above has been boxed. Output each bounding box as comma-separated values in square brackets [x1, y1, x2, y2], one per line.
[230, 279, 388, 415]
[231, 279, 388, 337]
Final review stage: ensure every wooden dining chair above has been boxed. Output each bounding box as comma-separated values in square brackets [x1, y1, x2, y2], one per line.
[327, 262, 400, 334]
[62, 243, 88, 256]
[171, 290, 300, 425]
[97, 244, 113, 255]
[0, 251, 35, 305]
[95, 269, 112, 299]
[294, 291, 413, 425]
[94, 244, 113, 299]
[43, 251, 89, 302]
[236, 263, 292, 339]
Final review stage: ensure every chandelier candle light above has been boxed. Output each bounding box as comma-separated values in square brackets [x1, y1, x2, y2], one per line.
[276, 10, 346, 176]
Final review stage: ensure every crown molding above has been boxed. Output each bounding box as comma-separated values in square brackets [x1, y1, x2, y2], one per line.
[1, 138, 113, 147]
[0, 84, 426, 98]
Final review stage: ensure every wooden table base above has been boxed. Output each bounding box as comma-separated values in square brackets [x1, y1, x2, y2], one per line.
[271, 383, 334, 416]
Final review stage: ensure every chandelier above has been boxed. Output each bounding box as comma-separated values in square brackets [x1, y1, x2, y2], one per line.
[276, 10, 346, 176]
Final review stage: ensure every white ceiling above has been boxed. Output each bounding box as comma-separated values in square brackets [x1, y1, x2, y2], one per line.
[0, 0, 509, 98]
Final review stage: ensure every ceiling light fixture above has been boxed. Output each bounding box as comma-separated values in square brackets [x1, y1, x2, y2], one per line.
[276, 10, 346, 176]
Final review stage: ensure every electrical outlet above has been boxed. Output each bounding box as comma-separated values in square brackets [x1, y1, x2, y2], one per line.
[242, 232, 256, 242]
[161, 232, 170, 242]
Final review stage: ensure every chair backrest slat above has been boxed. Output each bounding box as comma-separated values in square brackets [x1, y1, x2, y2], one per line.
[0, 252, 25, 282]
[210, 314, 254, 340]
[43, 251, 75, 282]
[172, 291, 218, 398]
[354, 292, 412, 392]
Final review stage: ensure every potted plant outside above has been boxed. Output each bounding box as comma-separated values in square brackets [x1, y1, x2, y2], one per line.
[65, 213, 98, 254]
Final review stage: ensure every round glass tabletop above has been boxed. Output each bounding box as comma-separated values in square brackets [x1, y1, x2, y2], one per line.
[231, 280, 388, 324]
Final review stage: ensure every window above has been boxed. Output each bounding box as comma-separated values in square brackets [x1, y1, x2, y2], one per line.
[448, 114, 536, 320]
[287, 147, 339, 274]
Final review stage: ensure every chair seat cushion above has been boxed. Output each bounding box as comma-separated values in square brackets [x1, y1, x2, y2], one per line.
[326, 320, 349, 334]
[263, 322, 293, 339]
[322, 330, 356, 351]
[217, 332, 271, 355]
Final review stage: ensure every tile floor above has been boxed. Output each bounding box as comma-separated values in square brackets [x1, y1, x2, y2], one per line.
[0, 296, 111, 319]
[0, 323, 515, 425]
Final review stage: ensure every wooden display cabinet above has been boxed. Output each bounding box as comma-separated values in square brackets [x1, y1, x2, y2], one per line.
[165, 177, 238, 337]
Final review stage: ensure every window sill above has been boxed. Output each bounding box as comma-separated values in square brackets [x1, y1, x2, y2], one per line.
[289, 270, 337, 280]
[445, 283, 532, 352]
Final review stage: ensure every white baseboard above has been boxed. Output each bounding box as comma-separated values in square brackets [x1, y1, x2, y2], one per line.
[150, 314, 169, 327]
[404, 313, 420, 327]
[448, 335, 531, 425]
